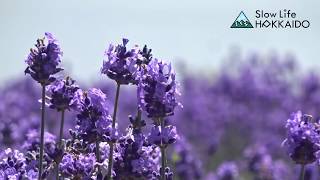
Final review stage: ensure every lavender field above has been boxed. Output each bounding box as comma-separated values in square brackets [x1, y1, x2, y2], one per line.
[0, 32, 319, 180]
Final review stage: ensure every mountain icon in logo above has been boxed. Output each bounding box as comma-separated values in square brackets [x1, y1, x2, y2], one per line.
[231, 11, 254, 28]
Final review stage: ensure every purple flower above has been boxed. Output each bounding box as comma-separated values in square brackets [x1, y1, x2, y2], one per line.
[216, 162, 239, 180]
[24, 32, 63, 85]
[71, 88, 115, 143]
[0, 148, 40, 179]
[101, 38, 139, 85]
[172, 137, 203, 180]
[0, 78, 77, 148]
[244, 144, 292, 180]
[244, 144, 271, 173]
[283, 111, 320, 164]
[136, 45, 153, 67]
[0, 78, 41, 148]
[60, 152, 96, 178]
[23, 130, 56, 152]
[130, 146, 160, 176]
[272, 160, 291, 180]
[148, 125, 178, 147]
[112, 114, 160, 179]
[138, 58, 180, 118]
[46, 77, 81, 111]
[22, 130, 60, 167]
[173, 76, 227, 155]
[0, 148, 26, 179]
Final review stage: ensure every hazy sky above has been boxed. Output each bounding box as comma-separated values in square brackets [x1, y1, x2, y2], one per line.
[0, 0, 319, 83]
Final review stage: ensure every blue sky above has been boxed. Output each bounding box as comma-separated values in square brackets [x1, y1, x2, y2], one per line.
[0, 0, 319, 83]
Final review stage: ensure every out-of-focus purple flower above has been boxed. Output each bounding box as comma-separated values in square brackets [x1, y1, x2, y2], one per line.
[299, 72, 320, 117]
[60, 152, 96, 179]
[216, 161, 239, 180]
[0, 78, 40, 148]
[210, 56, 298, 156]
[46, 77, 82, 111]
[272, 160, 291, 180]
[22, 130, 60, 177]
[148, 125, 178, 147]
[24, 32, 63, 85]
[23, 129, 55, 148]
[283, 111, 320, 164]
[0, 78, 77, 148]
[71, 88, 115, 143]
[244, 144, 271, 173]
[173, 76, 228, 156]
[204, 172, 216, 180]
[138, 58, 180, 118]
[244, 144, 293, 180]
[101, 38, 139, 85]
[171, 137, 203, 180]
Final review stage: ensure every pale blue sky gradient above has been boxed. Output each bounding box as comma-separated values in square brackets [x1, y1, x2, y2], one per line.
[0, 0, 319, 82]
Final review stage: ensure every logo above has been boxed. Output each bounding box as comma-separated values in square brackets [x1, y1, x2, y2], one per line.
[230, 10, 310, 29]
[231, 11, 254, 28]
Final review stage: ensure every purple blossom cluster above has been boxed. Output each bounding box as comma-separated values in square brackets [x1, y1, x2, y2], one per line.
[138, 59, 180, 118]
[2, 32, 320, 179]
[244, 144, 292, 180]
[283, 111, 320, 165]
[2, 33, 184, 179]
[0, 148, 29, 179]
[24, 32, 63, 85]
[46, 77, 81, 112]
[171, 137, 204, 180]
[59, 152, 96, 178]
[70, 88, 115, 143]
[112, 114, 160, 179]
[101, 38, 139, 85]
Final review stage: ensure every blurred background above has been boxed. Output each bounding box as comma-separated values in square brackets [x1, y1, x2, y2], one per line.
[1, 0, 320, 179]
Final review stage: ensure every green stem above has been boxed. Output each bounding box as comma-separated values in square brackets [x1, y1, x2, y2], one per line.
[56, 110, 65, 180]
[111, 83, 121, 128]
[96, 141, 101, 174]
[58, 110, 65, 147]
[160, 117, 166, 180]
[39, 85, 46, 180]
[299, 164, 305, 180]
[107, 142, 114, 179]
[160, 147, 166, 180]
[137, 108, 142, 123]
[107, 83, 121, 180]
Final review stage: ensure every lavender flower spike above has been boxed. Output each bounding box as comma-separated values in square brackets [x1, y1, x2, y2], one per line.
[138, 58, 181, 180]
[72, 88, 114, 143]
[283, 111, 320, 165]
[216, 162, 239, 180]
[25, 32, 63, 85]
[138, 58, 181, 118]
[148, 125, 179, 147]
[46, 77, 81, 112]
[24, 32, 63, 180]
[101, 38, 139, 85]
